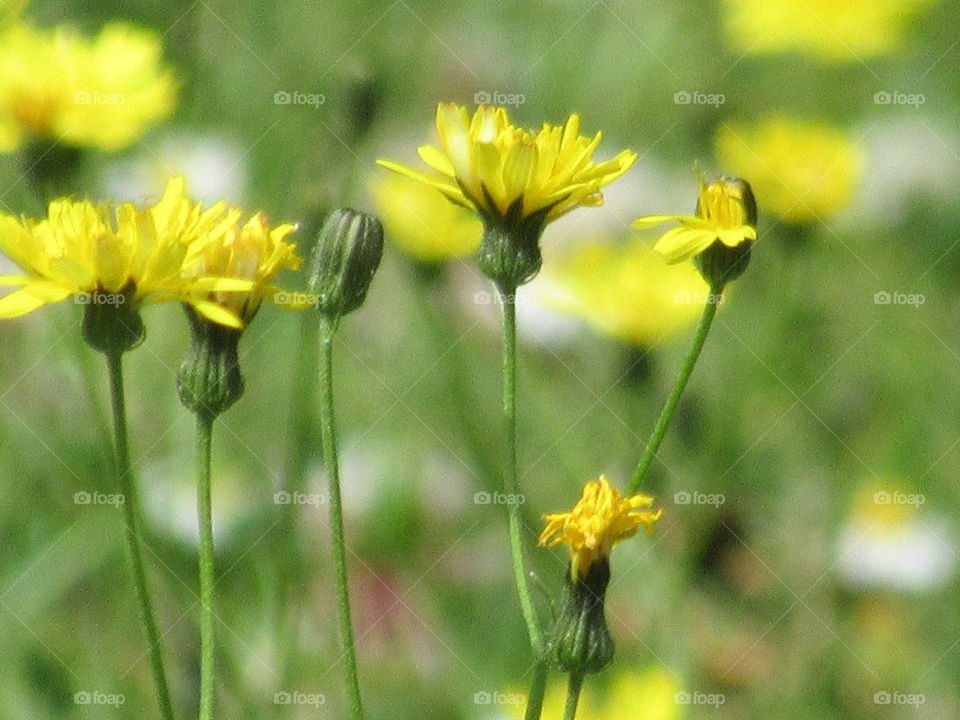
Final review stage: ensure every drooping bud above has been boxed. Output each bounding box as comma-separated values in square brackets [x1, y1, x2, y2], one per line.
[177, 306, 244, 420]
[547, 559, 615, 675]
[693, 177, 757, 287]
[307, 208, 384, 318]
[81, 285, 144, 356]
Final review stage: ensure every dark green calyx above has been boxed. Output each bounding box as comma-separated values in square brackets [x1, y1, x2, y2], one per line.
[81, 285, 144, 356]
[695, 240, 751, 287]
[547, 558, 615, 675]
[177, 306, 244, 419]
[477, 197, 549, 292]
[307, 208, 384, 318]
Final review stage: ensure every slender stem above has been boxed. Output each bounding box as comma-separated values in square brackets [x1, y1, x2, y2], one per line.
[523, 661, 549, 720]
[499, 287, 543, 653]
[628, 286, 724, 493]
[318, 316, 365, 720]
[562, 672, 584, 720]
[105, 351, 176, 720]
[195, 412, 216, 720]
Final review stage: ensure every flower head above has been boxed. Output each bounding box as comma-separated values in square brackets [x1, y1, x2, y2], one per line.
[714, 116, 861, 223]
[540, 476, 661, 580]
[632, 176, 757, 265]
[0, 22, 176, 152]
[0, 177, 266, 327]
[369, 173, 481, 262]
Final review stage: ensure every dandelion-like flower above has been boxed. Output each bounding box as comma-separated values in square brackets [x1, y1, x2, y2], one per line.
[378, 103, 636, 289]
[540, 476, 661, 581]
[0, 177, 252, 325]
[0, 22, 176, 152]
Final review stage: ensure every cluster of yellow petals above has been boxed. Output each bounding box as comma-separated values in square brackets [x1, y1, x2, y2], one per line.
[0, 21, 176, 151]
[0, 177, 298, 328]
[378, 103, 636, 225]
[540, 476, 662, 580]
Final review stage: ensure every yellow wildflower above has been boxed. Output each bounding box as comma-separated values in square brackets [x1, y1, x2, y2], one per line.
[0, 22, 176, 152]
[0, 177, 255, 327]
[632, 177, 757, 264]
[535, 238, 712, 346]
[721, 0, 938, 61]
[540, 476, 662, 580]
[714, 116, 862, 223]
[368, 172, 481, 262]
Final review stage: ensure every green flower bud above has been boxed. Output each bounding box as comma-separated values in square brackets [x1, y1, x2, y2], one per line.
[307, 208, 384, 318]
[477, 200, 549, 292]
[547, 558, 615, 675]
[81, 286, 144, 356]
[693, 177, 757, 288]
[177, 306, 244, 420]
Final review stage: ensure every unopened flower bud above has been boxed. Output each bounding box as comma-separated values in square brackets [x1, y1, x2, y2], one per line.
[548, 558, 615, 675]
[177, 306, 244, 419]
[693, 177, 757, 287]
[307, 208, 384, 318]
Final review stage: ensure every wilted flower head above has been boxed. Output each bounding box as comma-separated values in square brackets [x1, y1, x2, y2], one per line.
[540, 475, 661, 580]
[714, 116, 861, 223]
[0, 22, 176, 152]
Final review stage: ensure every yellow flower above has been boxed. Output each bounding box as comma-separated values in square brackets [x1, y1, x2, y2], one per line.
[177, 195, 300, 326]
[378, 103, 636, 225]
[368, 172, 481, 262]
[632, 177, 757, 264]
[540, 476, 661, 580]
[0, 22, 176, 152]
[0, 177, 257, 327]
[534, 238, 712, 346]
[714, 116, 862, 223]
[720, 0, 938, 61]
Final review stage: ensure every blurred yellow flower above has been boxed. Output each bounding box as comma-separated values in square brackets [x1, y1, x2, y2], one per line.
[540, 476, 661, 580]
[534, 238, 712, 346]
[0, 22, 176, 152]
[508, 666, 680, 720]
[632, 178, 757, 264]
[0, 177, 255, 326]
[378, 103, 636, 226]
[714, 117, 862, 223]
[720, 0, 938, 60]
[368, 173, 481, 261]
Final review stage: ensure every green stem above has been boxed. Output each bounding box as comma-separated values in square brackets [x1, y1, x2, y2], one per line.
[628, 286, 723, 493]
[105, 351, 176, 720]
[195, 412, 216, 720]
[524, 661, 548, 720]
[499, 287, 543, 653]
[318, 317, 365, 720]
[562, 672, 584, 720]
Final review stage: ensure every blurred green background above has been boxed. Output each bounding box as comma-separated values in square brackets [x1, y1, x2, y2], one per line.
[2, 0, 960, 718]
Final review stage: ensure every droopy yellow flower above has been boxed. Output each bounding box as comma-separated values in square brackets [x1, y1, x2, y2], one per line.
[714, 116, 862, 223]
[632, 177, 757, 265]
[368, 172, 481, 262]
[0, 22, 176, 152]
[720, 0, 938, 61]
[0, 177, 255, 326]
[534, 238, 712, 347]
[540, 476, 661, 580]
